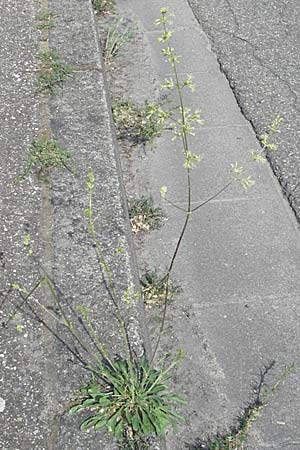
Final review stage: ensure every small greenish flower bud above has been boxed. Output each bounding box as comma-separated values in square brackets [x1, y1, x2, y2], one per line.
[251, 151, 266, 163]
[161, 77, 175, 90]
[229, 162, 244, 175]
[160, 186, 167, 198]
[123, 283, 136, 304]
[240, 176, 255, 190]
[158, 30, 174, 42]
[184, 151, 201, 170]
[87, 172, 95, 191]
[269, 115, 283, 133]
[183, 74, 195, 91]
[267, 142, 278, 151]
[23, 234, 31, 247]
[260, 133, 269, 147]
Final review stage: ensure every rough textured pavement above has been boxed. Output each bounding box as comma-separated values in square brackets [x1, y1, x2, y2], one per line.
[188, 0, 300, 224]
[1, 0, 300, 449]
[116, 0, 300, 449]
[0, 1, 147, 449]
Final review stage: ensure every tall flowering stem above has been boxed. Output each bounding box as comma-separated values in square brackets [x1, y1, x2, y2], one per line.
[151, 7, 256, 361]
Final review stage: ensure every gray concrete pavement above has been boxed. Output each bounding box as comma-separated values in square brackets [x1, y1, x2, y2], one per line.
[116, 0, 300, 448]
[188, 0, 300, 224]
[1, 0, 300, 449]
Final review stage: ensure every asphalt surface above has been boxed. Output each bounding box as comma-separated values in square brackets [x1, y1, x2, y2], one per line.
[188, 0, 300, 222]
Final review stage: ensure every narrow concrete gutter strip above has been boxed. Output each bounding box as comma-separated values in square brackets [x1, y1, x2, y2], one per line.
[1, 0, 149, 449]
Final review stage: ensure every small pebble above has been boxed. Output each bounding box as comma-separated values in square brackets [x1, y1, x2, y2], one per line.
[0, 397, 6, 412]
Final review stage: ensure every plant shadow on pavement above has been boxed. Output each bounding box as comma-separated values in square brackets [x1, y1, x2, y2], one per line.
[185, 361, 297, 450]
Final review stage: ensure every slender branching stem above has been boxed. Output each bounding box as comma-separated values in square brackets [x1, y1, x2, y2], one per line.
[80, 308, 116, 370]
[152, 17, 193, 362]
[86, 179, 135, 380]
[191, 179, 234, 212]
[3, 278, 44, 327]
[43, 276, 98, 362]
[162, 195, 187, 212]
[151, 10, 249, 362]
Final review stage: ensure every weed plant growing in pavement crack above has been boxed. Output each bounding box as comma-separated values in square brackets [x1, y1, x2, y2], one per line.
[37, 50, 73, 94]
[140, 270, 180, 309]
[128, 196, 167, 233]
[112, 99, 169, 144]
[19, 137, 73, 181]
[36, 10, 56, 30]
[5, 6, 286, 450]
[190, 362, 298, 450]
[150, 7, 253, 361]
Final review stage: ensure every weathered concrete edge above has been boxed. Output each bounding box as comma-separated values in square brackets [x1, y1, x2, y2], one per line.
[48, 1, 152, 354]
[89, 4, 153, 358]
[45, 0, 156, 447]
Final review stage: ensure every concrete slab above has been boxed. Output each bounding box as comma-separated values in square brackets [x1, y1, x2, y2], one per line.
[147, 29, 216, 75]
[127, 0, 198, 32]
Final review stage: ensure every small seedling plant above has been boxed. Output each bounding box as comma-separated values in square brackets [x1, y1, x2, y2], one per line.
[129, 196, 166, 233]
[20, 137, 73, 180]
[37, 50, 73, 94]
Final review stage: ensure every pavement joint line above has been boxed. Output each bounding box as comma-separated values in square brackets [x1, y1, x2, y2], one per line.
[189, 296, 300, 309]
[145, 27, 200, 34]
[163, 124, 251, 132]
[162, 70, 212, 76]
[197, 124, 250, 130]
[164, 197, 263, 207]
